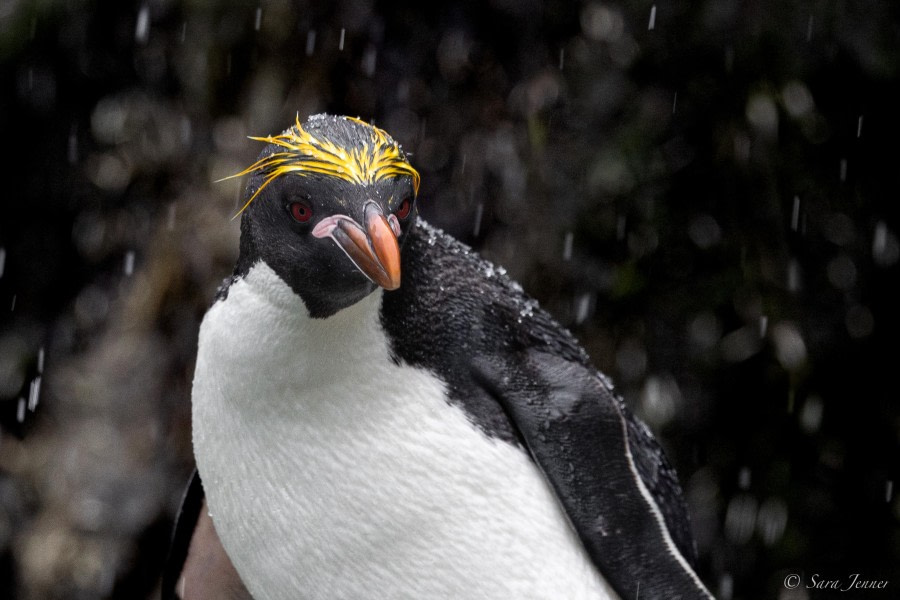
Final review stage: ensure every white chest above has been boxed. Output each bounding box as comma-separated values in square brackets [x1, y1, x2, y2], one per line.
[192, 263, 616, 600]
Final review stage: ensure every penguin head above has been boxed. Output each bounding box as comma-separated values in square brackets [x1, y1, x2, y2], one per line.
[232, 115, 420, 318]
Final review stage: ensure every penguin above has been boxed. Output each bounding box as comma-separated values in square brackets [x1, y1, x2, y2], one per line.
[162, 114, 714, 600]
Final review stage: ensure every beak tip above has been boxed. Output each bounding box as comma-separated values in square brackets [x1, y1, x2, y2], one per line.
[366, 206, 402, 292]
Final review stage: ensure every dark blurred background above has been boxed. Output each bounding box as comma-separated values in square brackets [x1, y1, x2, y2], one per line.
[1, 0, 898, 598]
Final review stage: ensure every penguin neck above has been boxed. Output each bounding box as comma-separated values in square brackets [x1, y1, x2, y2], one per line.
[236, 261, 389, 390]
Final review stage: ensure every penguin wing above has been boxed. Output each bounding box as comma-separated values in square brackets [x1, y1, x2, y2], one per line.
[162, 470, 252, 600]
[471, 350, 713, 600]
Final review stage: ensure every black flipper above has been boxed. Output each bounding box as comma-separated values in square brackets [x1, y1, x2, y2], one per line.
[624, 408, 700, 566]
[472, 350, 713, 600]
[162, 471, 205, 600]
[162, 470, 252, 600]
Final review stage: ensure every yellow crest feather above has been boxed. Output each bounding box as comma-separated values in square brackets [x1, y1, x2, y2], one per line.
[224, 115, 421, 218]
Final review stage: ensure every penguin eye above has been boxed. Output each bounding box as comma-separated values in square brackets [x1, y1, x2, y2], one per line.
[395, 198, 412, 220]
[288, 202, 313, 223]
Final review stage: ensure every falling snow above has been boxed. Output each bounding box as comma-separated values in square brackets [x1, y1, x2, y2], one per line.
[574, 292, 593, 325]
[472, 203, 484, 237]
[135, 5, 149, 44]
[28, 375, 41, 411]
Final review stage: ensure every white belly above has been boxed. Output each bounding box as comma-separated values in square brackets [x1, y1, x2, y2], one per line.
[192, 262, 617, 600]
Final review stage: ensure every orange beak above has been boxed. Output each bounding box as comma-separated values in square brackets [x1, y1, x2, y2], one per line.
[311, 202, 401, 290]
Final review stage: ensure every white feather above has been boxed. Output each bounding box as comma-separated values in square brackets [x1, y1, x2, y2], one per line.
[193, 262, 618, 600]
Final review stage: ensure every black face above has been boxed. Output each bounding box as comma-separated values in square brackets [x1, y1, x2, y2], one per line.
[235, 148, 418, 318]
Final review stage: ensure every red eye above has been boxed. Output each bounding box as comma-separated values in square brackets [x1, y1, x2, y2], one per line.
[289, 202, 312, 223]
[395, 198, 411, 220]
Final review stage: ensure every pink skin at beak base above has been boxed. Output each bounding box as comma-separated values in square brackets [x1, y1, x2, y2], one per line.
[311, 206, 402, 291]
